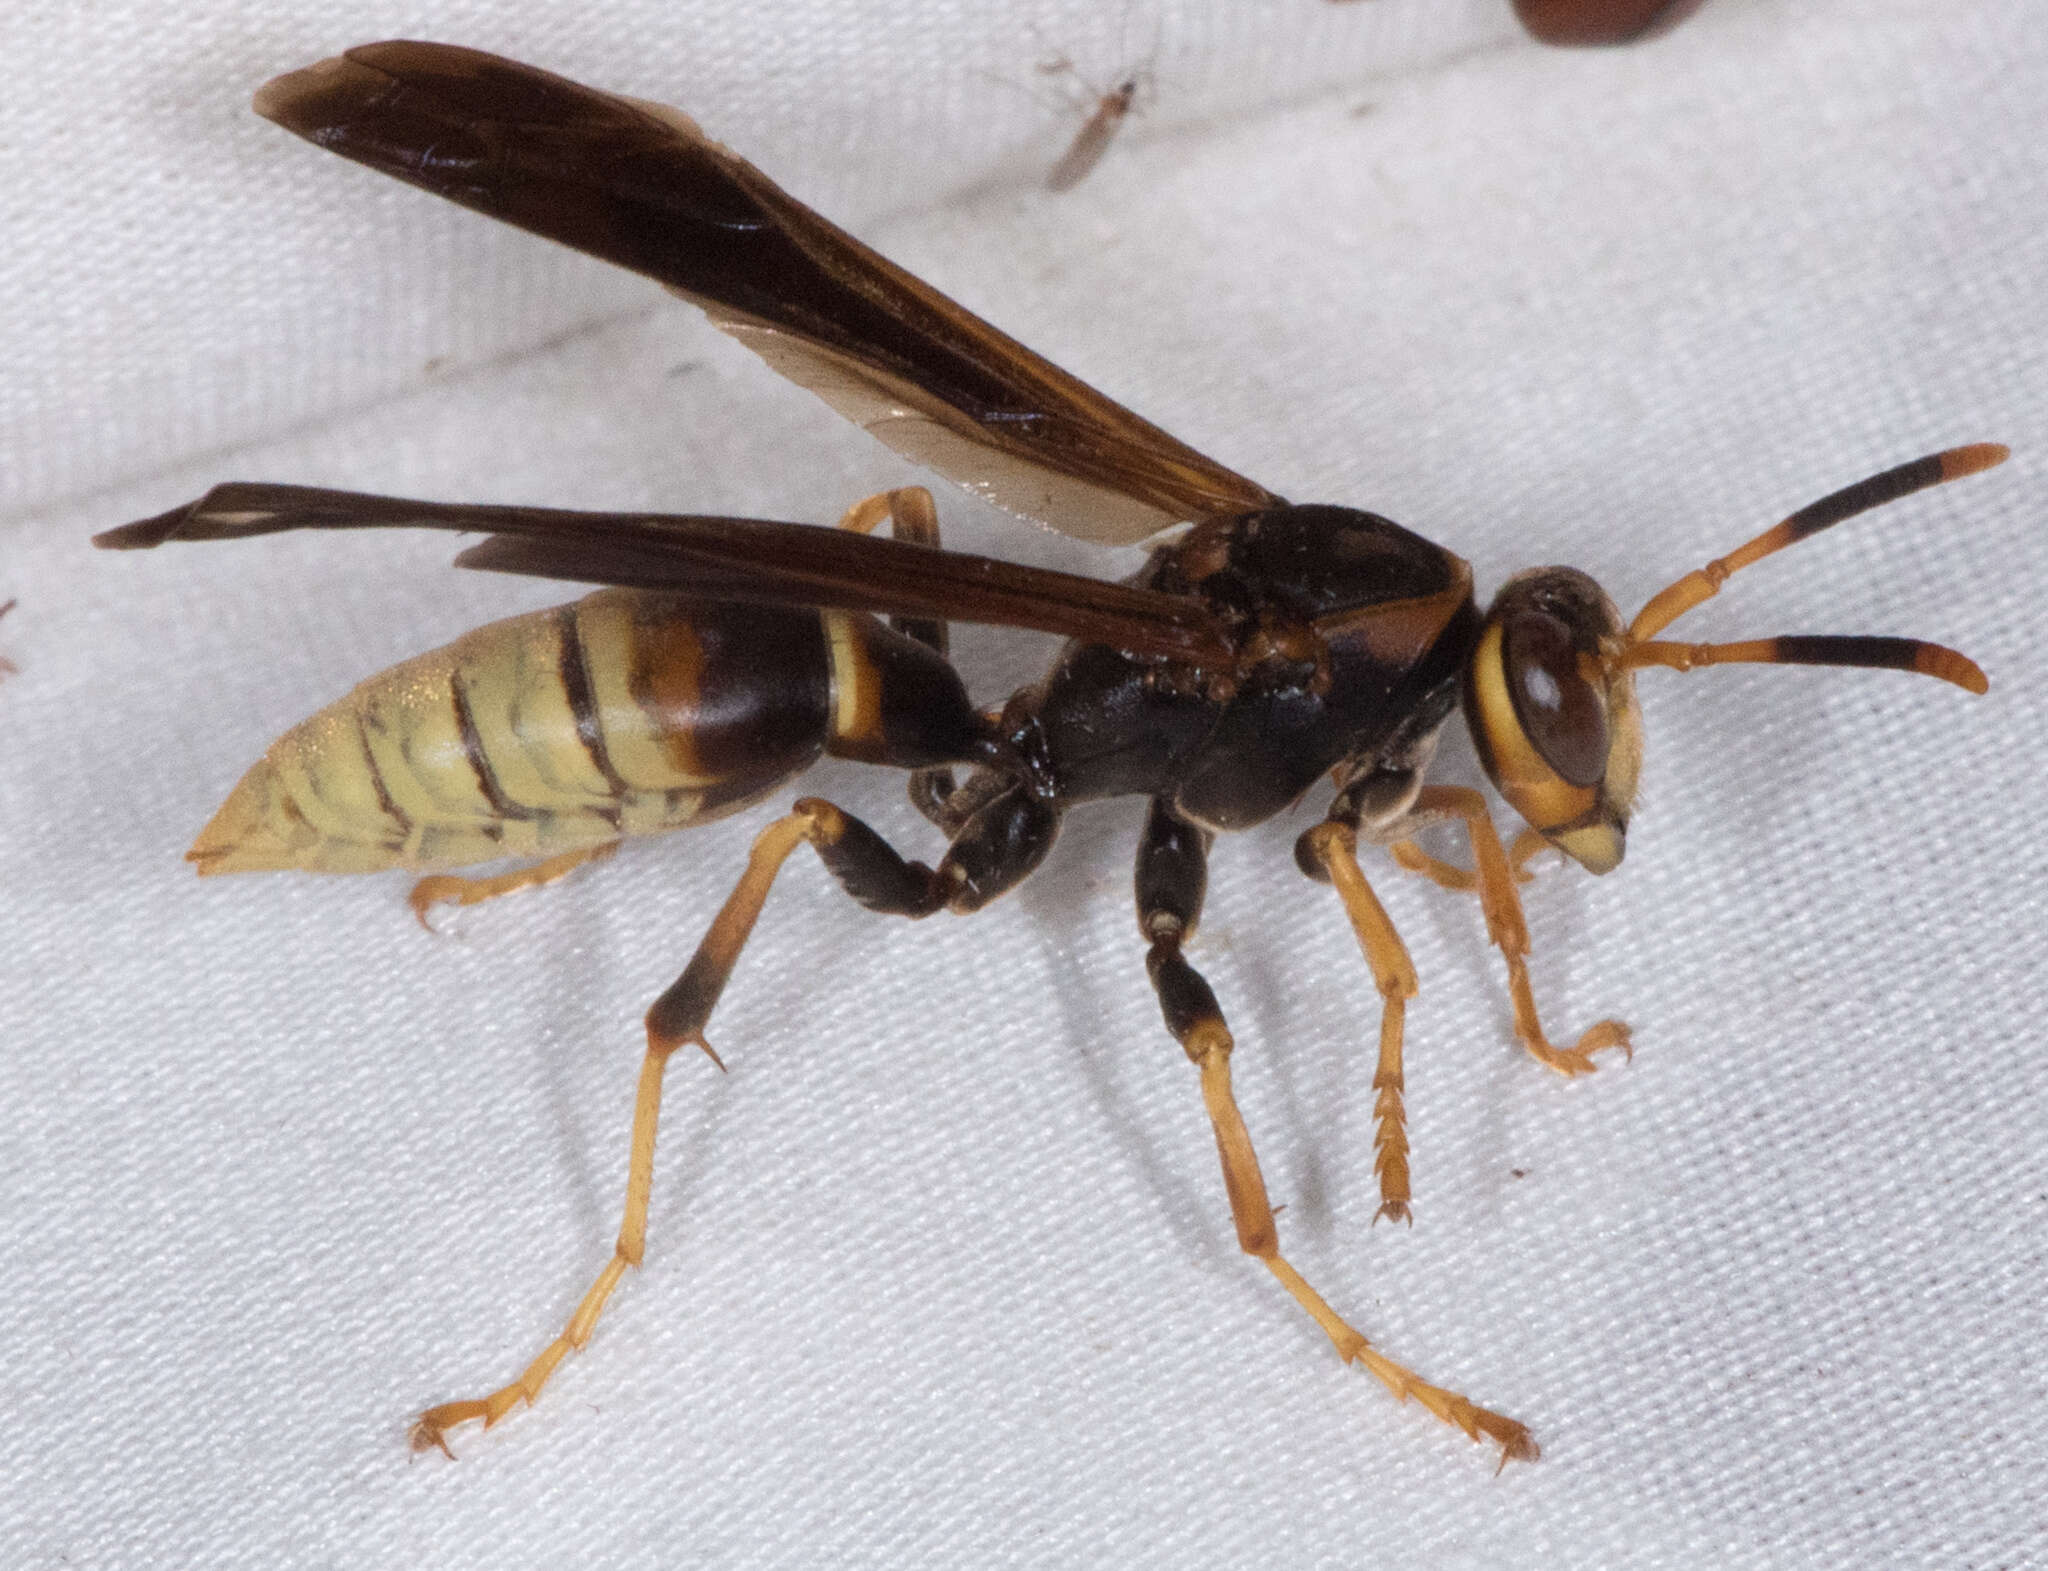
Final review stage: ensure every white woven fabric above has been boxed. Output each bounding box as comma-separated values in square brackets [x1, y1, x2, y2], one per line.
[5, 2, 2044, 1567]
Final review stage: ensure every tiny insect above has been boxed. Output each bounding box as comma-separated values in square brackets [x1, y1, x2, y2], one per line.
[99, 42, 2003, 1465]
[0, 599, 17, 681]
[1042, 62, 1147, 192]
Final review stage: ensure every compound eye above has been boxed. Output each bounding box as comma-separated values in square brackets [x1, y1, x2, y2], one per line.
[1503, 609, 1608, 787]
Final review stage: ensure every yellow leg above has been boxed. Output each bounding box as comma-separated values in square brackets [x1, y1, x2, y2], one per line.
[407, 841, 620, 930]
[841, 485, 947, 652]
[1507, 826, 1553, 882]
[1414, 786, 1630, 1078]
[1388, 839, 1476, 891]
[410, 808, 825, 1456]
[1147, 920, 1535, 1464]
[1193, 1024, 1535, 1464]
[1387, 826, 1547, 892]
[839, 487, 958, 825]
[834, 485, 938, 543]
[1303, 823, 1418, 1225]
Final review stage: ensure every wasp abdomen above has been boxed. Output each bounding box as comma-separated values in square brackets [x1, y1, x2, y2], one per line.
[188, 590, 837, 875]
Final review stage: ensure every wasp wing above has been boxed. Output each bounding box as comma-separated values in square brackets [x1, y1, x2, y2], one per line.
[97, 484, 1235, 664]
[254, 41, 1280, 545]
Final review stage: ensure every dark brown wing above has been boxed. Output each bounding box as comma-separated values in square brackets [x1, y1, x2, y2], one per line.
[254, 41, 1280, 544]
[96, 484, 1235, 664]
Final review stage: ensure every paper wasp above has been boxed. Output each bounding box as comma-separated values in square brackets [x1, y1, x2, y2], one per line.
[98, 42, 2001, 1465]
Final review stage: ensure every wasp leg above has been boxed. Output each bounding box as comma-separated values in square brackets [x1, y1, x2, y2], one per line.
[1387, 828, 1548, 891]
[835, 487, 968, 830]
[1410, 786, 1630, 1078]
[409, 801, 929, 1455]
[1140, 801, 1535, 1465]
[406, 841, 621, 930]
[838, 491, 1026, 847]
[411, 785, 1056, 1455]
[1387, 840, 1475, 891]
[1387, 825, 1547, 892]
[1299, 822, 1419, 1225]
[834, 485, 947, 657]
[1295, 766, 1431, 1222]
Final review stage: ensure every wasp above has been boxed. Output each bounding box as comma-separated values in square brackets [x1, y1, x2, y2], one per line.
[98, 42, 2002, 1466]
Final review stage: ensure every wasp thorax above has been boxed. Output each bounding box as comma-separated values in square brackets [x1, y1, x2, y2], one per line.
[1465, 567, 1642, 874]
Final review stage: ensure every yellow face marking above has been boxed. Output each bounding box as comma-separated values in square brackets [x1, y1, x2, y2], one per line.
[1551, 821, 1624, 876]
[1468, 621, 1597, 833]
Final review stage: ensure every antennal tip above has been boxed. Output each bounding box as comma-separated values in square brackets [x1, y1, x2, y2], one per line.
[1940, 443, 2009, 479]
[1919, 645, 1990, 695]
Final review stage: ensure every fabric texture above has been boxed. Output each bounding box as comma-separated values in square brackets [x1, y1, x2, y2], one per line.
[5, 2, 2044, 1567]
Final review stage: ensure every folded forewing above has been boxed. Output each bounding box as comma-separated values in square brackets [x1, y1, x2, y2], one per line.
[254, 41, 1281, 544]
[97, 483, 1236, 664]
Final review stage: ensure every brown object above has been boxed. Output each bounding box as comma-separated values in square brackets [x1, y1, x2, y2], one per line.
[1511, 0, 1709, 46]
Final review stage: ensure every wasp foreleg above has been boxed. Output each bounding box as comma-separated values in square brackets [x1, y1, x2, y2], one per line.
[1385, 826, 1548, 892]
[1408, 786, 1630, 1078]
[1140, 800, 1536, 1466]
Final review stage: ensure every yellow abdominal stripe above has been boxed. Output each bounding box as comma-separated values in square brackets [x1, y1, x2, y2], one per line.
[824, 611, 882, 750]
[186, 597, 717, 877]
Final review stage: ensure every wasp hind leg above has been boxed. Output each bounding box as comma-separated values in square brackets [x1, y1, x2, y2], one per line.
[406, 841, 621, 930]
[834, 487, 979, 834]
[411, 783, 1058, 1455]
[1142, 800, 1536, 1465]
[834, 485, 948, 658]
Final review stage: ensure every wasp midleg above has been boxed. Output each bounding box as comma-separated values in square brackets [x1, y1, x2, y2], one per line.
[1138, 799, 1537, 1460]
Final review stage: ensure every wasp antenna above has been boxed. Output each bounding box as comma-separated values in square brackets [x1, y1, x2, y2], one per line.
[1628, 444, 2009, 641]
[1616, 633, 1988, 694]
